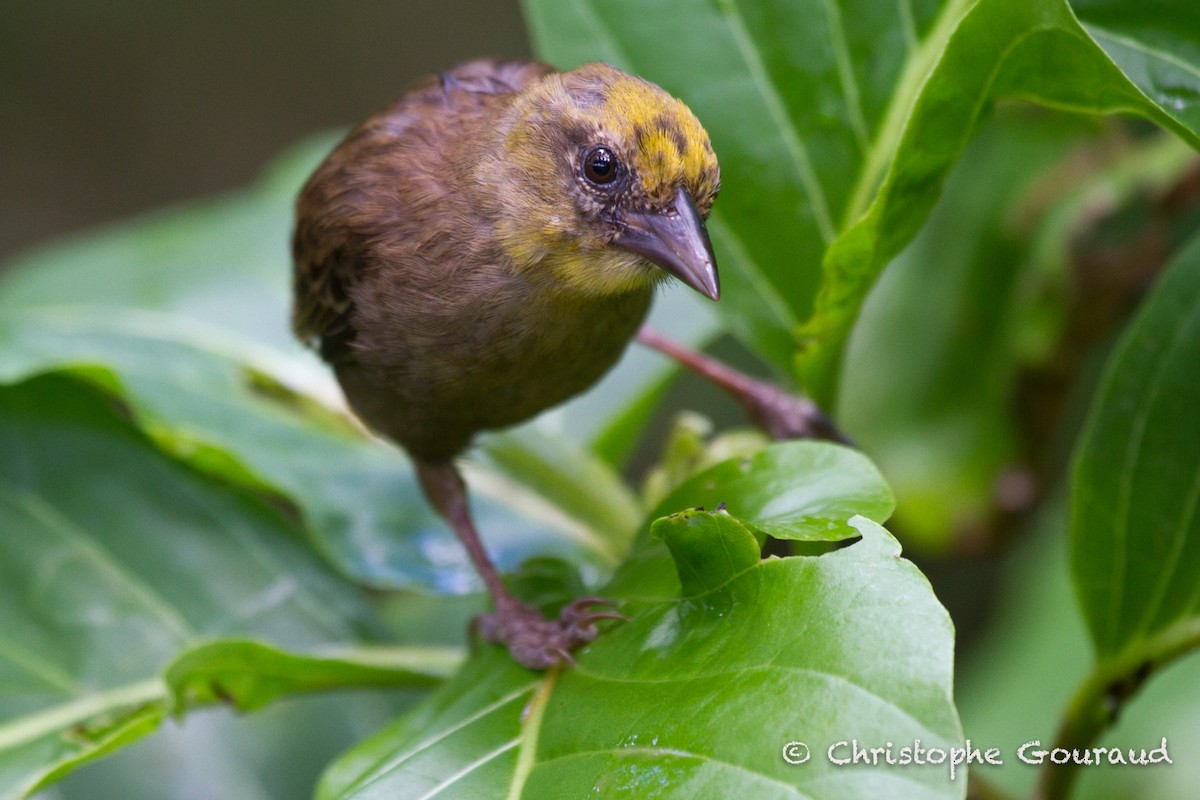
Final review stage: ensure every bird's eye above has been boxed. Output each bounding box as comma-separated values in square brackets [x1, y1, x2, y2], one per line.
[582, 145, 620, 186]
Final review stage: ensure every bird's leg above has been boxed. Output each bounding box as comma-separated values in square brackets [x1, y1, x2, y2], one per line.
[414, 460, 623, 669]
[636, 327, 852, 444]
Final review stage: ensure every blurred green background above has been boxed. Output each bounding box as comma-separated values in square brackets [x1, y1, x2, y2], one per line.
[0, 1, 528, 265]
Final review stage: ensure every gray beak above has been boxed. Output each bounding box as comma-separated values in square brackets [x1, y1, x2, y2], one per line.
[614, 187, 720, 301]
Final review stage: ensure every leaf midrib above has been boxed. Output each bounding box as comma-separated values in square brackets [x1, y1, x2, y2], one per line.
[344, 681, 539, 795]
[715, 0, 837, 244]
[842, 0, 976, 226]
[0, 678, 165, 751]
[1110, 282, 1200, 646]
[0, 631, 78, 694]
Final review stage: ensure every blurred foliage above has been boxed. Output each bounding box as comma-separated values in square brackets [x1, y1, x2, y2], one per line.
[2, 1, 1200, 799]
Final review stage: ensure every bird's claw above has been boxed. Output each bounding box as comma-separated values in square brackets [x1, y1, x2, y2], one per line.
[478, 596, 625, 669]
[560, 596, 628, 635]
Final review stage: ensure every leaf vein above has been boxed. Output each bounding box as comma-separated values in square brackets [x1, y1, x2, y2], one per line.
[414, 738, 520, 800]
[716, 0, 837, 244]
[0, 678, 165, 751]
[506, 670, 557, 800]
[1127, 298, 1200, 638]
[1105, 294, 1199, 648]
[822, 0, 869, 150]
[0, 631, 79, 694]
[2, 486, 198, 643]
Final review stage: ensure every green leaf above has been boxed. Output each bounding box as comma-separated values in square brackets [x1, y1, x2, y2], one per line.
[806, 0, 1200, 401]
[648, 441, 894, 544]
[0, 373, 435, 797]
[320, 444, 962, 800]
[1071, 231, 1200, 661]
[47, 690, 418, 800]
[474, 428, 644, 564]
[165, 640, 459, 713]
[0, 682, 166, 800]
[0, 309, 624, 590]
[1073, 0, 1200, 136]
[522, 0, 1200, 402]
[651, 508, 761, 597]
[314, 652, 534, 800]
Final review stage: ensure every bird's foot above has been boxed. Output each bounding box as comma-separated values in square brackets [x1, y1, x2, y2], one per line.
[738, 378, 853, 445]
[478, 596, 625, 669]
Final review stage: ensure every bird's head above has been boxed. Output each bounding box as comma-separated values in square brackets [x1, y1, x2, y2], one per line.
[482, 62, 721, 300]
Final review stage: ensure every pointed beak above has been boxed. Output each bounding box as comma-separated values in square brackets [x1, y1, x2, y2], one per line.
[614, 187, 720, 301]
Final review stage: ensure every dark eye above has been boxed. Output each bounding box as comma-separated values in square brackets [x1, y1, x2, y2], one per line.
[582, 145, 620, 186]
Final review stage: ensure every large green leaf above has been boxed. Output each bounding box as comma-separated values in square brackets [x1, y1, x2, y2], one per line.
[46, 690, 417, 800]
[523, 0, 1200, 402]
[319, 443, 963, 800]
[0, 309, 631, 591]
[1030, 230, 1200, 799]
[1071, 232, 1200, 660]
[0, 373, 447, 798]
[1073, 0, 1200, 133]
[803, 0, 1200, 399]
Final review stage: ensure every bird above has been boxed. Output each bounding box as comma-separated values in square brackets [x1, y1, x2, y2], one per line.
[293, 59, 841, 669]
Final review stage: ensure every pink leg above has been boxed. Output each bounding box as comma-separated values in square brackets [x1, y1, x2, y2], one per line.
[415, 460, 624, 669]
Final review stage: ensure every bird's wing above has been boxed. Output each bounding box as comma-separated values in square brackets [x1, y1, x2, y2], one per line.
[291, 221, 359, 357]
[291, 59, 555, 361]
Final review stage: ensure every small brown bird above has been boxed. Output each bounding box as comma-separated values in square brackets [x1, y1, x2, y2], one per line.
[294, 59, 835, 668]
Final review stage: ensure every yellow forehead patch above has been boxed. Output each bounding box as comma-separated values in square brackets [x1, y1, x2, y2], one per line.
[561, 64, 718, 205]
[604, 78, 713, 196]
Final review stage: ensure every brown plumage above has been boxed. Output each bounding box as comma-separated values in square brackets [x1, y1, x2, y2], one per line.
[294, 59, 718, 460]
[293, 59, 722, 668]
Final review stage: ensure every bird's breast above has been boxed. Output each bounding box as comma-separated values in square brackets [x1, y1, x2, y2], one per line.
[468, 280, 653, 419]
[339, 269, 653, 461]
